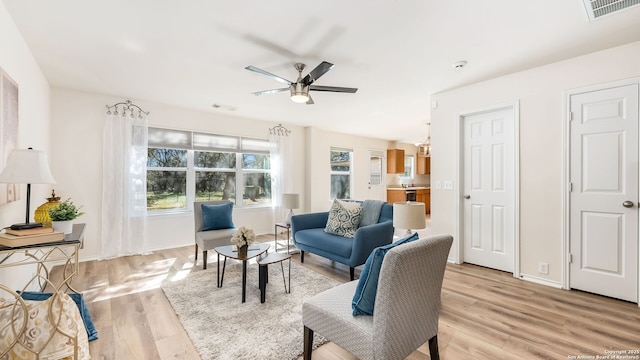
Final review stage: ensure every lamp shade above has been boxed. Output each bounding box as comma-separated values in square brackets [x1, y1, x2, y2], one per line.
[393, 201, 426, 231]
[0, 149, 56, 184]
[281, 193, 300, 209]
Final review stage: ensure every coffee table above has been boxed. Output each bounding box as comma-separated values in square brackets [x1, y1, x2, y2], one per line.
[214, 243, 270, 303]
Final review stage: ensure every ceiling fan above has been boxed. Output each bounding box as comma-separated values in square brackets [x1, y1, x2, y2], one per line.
[245, 61, 357, 105]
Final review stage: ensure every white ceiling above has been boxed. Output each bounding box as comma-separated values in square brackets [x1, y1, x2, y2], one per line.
[4, 0, 640, 143]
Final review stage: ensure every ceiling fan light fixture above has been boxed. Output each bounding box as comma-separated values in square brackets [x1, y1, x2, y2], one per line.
[290, 83, 309, 103]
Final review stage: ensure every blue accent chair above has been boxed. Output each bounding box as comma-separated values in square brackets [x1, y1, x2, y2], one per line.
[291, 203, 394, 280]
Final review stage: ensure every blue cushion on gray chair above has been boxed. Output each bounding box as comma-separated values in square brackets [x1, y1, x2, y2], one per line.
[201, 202, 234, 231]
[352, 232, 419, 316]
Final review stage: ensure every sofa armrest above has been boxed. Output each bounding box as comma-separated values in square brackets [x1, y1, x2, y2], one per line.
[350, 220, 394, 265]
[291, 212, 330, 234]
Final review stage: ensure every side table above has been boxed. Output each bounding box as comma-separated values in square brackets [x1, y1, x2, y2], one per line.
[257, 252, 291, 303]
[274, 222, 296, 254]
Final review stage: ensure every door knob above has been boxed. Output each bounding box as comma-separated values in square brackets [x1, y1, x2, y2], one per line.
[623, 201, 634, 208]
[464, 195, 471, 199]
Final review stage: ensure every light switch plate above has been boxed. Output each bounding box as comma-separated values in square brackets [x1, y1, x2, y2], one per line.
[443, 180, 453, 190]
[435, 181, 442, 190]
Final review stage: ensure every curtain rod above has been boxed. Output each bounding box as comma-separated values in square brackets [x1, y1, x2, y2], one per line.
[269, 123, 291, 136]
[105, 99, 150, 118]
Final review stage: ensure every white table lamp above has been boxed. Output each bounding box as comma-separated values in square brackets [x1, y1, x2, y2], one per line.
[393, 201, 426, 235]
[282, 193, 300, 225]
[0, 148, 56, 227]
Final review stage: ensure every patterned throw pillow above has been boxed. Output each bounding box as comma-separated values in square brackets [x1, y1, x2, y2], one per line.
[324, 199, 363, 238]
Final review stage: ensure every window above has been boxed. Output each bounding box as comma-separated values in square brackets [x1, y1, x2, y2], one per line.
[400, 155, 414, 179]
[330, 148, 353, 199]
[146, 127, 271, 212]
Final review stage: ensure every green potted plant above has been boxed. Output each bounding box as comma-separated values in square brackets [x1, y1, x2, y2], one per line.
[48, 198, 84, 234]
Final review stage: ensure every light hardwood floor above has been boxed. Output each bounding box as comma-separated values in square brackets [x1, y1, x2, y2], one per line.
[64, 235, 640, 360]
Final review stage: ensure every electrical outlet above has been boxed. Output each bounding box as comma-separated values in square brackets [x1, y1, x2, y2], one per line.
[538, 262, 549, 275]
[443, 180, 453, 190]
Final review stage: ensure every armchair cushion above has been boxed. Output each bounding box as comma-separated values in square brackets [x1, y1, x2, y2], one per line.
[352, 232, 419, 316]
[201, 202, 234, 231]
[324, 199, 363, 238]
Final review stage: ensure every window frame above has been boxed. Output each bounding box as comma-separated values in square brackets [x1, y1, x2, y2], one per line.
[330, 147, 354, 200]
[146, 127, 272, 214]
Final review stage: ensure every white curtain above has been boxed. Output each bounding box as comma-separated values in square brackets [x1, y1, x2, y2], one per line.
[269, 125, 293, 223]
[101, 110, 148, 258]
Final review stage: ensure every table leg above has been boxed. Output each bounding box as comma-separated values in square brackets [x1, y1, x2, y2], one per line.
[259, 264, 267, 303]
[242, 260, 247, 303]
[217, 253, 221, 287]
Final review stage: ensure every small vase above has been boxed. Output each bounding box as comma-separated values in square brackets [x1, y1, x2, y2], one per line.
[52, 220, 73, 235]
[238, 245, 248, 257]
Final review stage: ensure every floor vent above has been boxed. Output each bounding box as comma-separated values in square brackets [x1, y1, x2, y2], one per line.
[583, 0, 640, 21]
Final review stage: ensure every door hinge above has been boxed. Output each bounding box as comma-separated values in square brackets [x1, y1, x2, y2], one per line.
[568, 253, 573, 264]
[569, 182, 573, 192]
[569, 112, 573, 122]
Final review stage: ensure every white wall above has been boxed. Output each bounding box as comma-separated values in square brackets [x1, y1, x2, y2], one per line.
[430, 41, 640, 284]
[304, 127, 393, 212]
[50, 88, 306, 260]
[0, 2, 52, 289]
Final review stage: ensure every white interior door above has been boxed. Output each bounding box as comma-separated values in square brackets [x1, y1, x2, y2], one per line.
[366, 150, 386, 201]
[462, 107, 515, 272]
[569, 84, 639, 303]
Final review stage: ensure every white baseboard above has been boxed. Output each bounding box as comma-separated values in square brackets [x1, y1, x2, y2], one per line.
[519, 274, 563, 289]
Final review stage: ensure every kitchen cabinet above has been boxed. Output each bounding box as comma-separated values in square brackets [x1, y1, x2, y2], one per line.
[416, 154, 430, 175]
[416, 188, 431, 214]
[386, 189, 406, 204]
[387, 149, 405, 174]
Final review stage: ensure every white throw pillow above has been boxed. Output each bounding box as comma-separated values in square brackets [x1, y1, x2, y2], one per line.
[324, 199, 363, 238]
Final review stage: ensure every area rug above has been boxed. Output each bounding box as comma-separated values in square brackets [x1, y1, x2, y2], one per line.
[161, 260, 341, 360]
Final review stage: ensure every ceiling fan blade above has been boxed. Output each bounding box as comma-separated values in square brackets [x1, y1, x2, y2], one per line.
[245, 66, 292, 85]
[301, 61, 334, 86]
[251, 88, 289, 96]
[310, 85, 358, 93]
[306, 94, 314, 105]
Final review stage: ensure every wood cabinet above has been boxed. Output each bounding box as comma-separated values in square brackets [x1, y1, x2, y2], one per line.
[416, 154, 430, 175]
[416, 188, 431, 214]
[387, 149, 405, 174]
[386, 189, 406, 204]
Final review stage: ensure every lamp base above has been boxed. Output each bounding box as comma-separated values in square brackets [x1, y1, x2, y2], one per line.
[285, 209, 294, 225]
[10, 222, 43, 230]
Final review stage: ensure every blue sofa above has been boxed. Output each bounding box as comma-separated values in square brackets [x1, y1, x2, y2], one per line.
[291, 202, 394, 280]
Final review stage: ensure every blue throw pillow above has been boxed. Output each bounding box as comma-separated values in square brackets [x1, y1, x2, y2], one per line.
[351, 232, 420, 316]
[201, 202, 234, 231]
[19, 291, 98, 341]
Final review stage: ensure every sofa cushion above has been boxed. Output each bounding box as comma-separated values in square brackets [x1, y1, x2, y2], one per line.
[201, 202, 234, 231]
[294, 228, 353, 259]
[352, 232, 419, 316]
[324, 199, 363, 238]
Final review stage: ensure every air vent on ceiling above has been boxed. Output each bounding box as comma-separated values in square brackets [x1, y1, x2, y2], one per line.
[583, 0, 640, 21]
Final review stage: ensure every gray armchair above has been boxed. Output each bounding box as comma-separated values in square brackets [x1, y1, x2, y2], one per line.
[194, 200, 236, 269]
[302, 234, 453, 360]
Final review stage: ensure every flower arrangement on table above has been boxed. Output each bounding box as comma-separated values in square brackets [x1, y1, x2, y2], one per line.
[231, 226, 256, 255]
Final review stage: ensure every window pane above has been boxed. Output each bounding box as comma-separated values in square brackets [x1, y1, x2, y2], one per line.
[401, 155, 414, 178]
[147, 170, 187, 210]
[330, 150, 351, 171]
[331, 174, 350, 199]
[243, 173, 271, 205]
[195, 171, 236, 202]
[147, 148, 187, 167]
[194, 151, 236, 169]
[193, 133, 238, 151]
[242, 138, 272, 152]
[242, 154, 270, 170]
[148, 128, 192, 149]
[370, 155, 382, 185]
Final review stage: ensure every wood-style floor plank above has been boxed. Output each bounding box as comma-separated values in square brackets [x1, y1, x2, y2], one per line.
[49, 234, 640, 360]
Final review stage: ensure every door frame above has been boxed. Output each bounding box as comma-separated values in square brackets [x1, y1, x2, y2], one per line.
[455, 101, 520, 278]
[563, 77, 640, 305]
